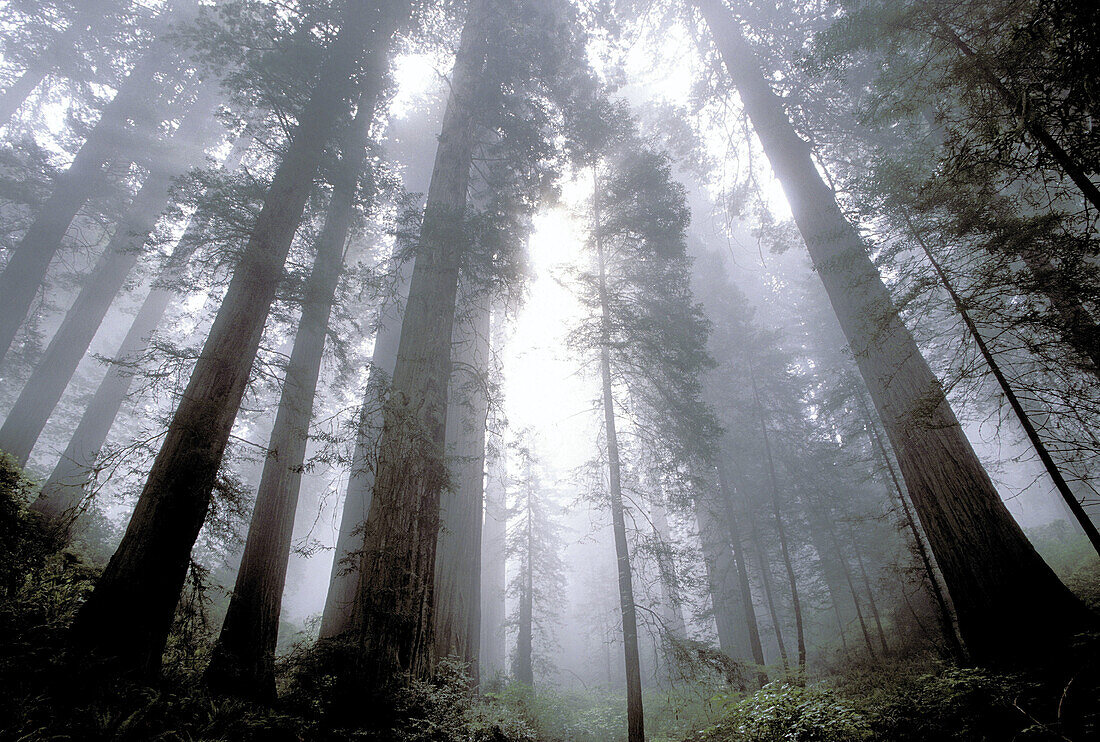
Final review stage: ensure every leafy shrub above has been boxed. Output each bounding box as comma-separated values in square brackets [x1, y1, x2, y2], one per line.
[692, 682, 871, 742]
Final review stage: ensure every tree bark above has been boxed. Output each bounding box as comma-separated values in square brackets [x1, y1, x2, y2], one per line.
[317, 258, 414, 638]
[593, 168, 645, 742]
[433, 290, 491, 678]
[479, 422, 508, 680]
[0, 85, 221, 466]
[749, 366, 805, 673]
[0, 0, 111, 125]
[33, 136, 253, 524]
[348, 0, 488, 682]
[67, 0, 406, 678]
[906, 214, 1100, 557]
[203, 76, 382, 702]
[694, 489, 750, 661]
[714, 459, 768, 686]
[0, 2, 191, 363]
[693, 0, 1096, 664]
[514, 482, 534, 686]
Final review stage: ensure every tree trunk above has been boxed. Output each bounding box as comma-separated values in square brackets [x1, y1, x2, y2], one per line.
[860, 399, 966, 660]
[750, 366, 805, 673]
[479, 422, 508, 681]
[0, 85, 221, 466]
[694, 490, 749, 661]
[317, 258, 414, 639]
[0, 2, 191, 363]
[0, 0, 111, 125]
[433, 290, 491, 677]
[67, 0, 405, 678]
[851, 534, 890, 654]
[203, 77, 382, 702]
[650, 499, 687, 642]
[594, 169, 645, 742]
[693, 0, 1096, 664]
[905, 214, 1100, 557]
[33, 136, 253, 524]
[715, 459, 768, 686]
[514, 486, 534, 686]
[348, 1, 488, 682]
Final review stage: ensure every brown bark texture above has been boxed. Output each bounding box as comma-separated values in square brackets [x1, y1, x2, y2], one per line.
[693, 0, 1096, 664]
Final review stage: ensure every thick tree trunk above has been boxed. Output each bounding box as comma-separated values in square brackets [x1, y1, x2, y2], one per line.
[479, 422, 508, 681]
[33, 137, 253, 523]
[348, 1, 488, 682]
[714, 459, 768, 685]
[203, 79, 382, 702]
[433, 291, 491, 677]
[650, 500, 687, 642]
[318, 259, 414, 638]
[514, 490, 534, 686]
[0, 0, 111, 125]
[0, 86, 221, 466]
[0, 3, 190, 363]
[694, 491, 749, 662]
[67, 0, 405, 678]
[694, 0, 1096, 664]
[594, 170, 645, 742]
[906, 216, 1100, 557]
[861, 401, 965, 660]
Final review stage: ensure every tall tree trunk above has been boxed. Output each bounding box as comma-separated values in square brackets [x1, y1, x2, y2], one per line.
[0, 2, 191, 363]
[348, 0, 488, 682]
[433, 290, 491, 677]
[860, 399, 966, 660]
[750, 366, 805, 673]
[33, 136, 253, 523]
[695, 491, 749, 661]
[693, 0, 1096, 664]
[650, 499, 687, 642]
[594, 169, 645, 742]
[0, 85, 221, 466]
[749, 501, 787, 668]
[715, 459, 768, 686]
[203, 77, 382, 702]
[0, 0, 111, 125]
[67, 0, 406, 678]
[479, 422, 508, 680]
[850, 533, 889, 654]
[905, 214, 1100, 557]
[514, 486, 534, 686]
[318, 258, 414, 639]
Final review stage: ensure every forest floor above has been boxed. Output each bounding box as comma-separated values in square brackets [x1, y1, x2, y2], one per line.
[1, 459, 1097, 742]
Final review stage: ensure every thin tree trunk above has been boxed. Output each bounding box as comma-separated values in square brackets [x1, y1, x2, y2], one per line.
[905, 213, 1100, 558]
[348, 1, 488, 682]
[33, 136, 253, 523]
[594, 168, 645, 742]
[68, 0, 405, 678]
[433, 290, 491, 677]
[318, 258, 414, 639]
[749, 503, 787, 668]
[0, 85, 221, 466]
[203, 77, 382, 702]
[0, 0, 111, 125]
[514, 486, 534, 686]
[479, 423, 508, 680]
[749, 365, 805, 673]
[930, 16, 1100, 214]
[0, 3, 191, 362]
[715, 459, 768, 686]
[850, 534, 889, 654]
[693, 0, 1096, 664]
